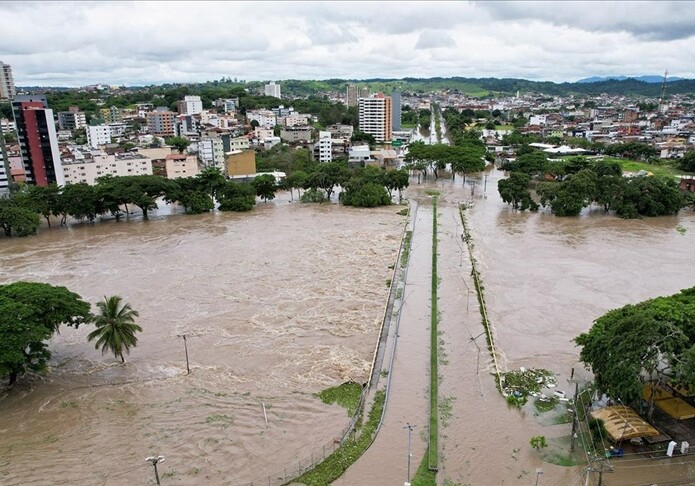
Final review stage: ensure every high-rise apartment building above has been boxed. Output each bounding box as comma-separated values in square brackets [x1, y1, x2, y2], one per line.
[12, 95, 64, 186]
[359, 87, 370, 99]
[358, 94, 392, 143]
[177, 95, 203, 115]
[58, 110, 87, 130]
[146, 110, 177, 137]
[391, 90, 402, 131]
[346, 84, 358, 107]
[264, 81, 281, 99]
[86, 125, 112, 148]
[0, 62, 16, 99]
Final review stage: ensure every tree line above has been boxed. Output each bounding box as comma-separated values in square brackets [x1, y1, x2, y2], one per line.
[575, 286, 695, 419]
[1, 282, 142, 385]
[1, 163, 410, 237]
[498, 150, 694, 218]
[404, 141, 486, 182]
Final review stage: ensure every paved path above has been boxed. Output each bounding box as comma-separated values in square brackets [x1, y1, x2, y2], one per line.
[343, 199, 434, 485]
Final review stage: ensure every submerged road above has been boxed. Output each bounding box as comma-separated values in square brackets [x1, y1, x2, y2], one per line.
[343, 199, 434, 485]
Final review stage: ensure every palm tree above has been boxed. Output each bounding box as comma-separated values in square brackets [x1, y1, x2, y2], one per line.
[88, 296, 142, 363]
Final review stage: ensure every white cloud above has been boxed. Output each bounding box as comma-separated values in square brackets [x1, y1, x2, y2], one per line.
[0, 1, 693, 86]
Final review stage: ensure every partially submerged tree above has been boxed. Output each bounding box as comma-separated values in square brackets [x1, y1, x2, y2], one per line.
[575, 287, 695, 417]
[0, 282, 91, 385]
[88, 296, 142, 363]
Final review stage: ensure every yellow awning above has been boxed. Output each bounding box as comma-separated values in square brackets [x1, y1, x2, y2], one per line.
[591, 405, 660, 442]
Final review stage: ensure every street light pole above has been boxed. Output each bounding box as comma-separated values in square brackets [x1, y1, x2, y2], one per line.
[146, 455, 165, 485]
[177, 334, 190, 374]
[404, 423, 416, 484]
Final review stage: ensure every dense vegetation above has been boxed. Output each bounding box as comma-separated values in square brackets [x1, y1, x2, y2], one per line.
[0, 282, 91, 385]
[498, 151, 689, 218]
[1, 161, 410, 237]
[575, 287, 695, 417]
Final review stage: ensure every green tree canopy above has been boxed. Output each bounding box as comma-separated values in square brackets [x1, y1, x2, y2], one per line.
[87, 296, 142, 363]
[575, 287, 695, 414]
[0, 282, 91, 384]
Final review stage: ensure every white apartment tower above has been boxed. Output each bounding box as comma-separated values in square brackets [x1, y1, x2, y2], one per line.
[358, 94, 393, 143]
[177, 95, 203, 115]
[86, 125, 112, 148]
[0, 62, 16, 99]
[318, 131, 332, 163]
[264, 81, 281, 99]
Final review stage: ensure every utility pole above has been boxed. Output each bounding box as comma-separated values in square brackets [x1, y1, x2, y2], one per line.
[568, 367, 580, 453]
[177, 334, 190, 374]
[404, 423, 416, 485]
[145, 455, 165, 485]
[570, 381, 579, 452]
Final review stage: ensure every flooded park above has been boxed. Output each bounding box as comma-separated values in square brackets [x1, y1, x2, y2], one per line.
[2, 163, 695, 485]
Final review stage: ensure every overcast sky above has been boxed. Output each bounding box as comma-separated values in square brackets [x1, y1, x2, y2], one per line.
[2, 1, 695, 87]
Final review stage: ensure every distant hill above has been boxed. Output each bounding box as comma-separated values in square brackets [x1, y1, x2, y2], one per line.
[577, 75, 686, 84]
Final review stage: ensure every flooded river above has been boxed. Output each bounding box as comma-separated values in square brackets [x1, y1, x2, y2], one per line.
[2, 166, 695, 486]
[0, 197, 404, 485]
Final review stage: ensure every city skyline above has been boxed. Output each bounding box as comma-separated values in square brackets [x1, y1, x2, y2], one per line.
[1, 1, 695, 87]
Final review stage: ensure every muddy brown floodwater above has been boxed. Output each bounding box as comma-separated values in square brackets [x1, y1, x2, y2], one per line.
[0, 196, 404, 485]
[421, 168, 695, 486]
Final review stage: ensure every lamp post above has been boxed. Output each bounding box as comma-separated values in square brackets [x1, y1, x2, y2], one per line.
[535, 467, 543, 486]
[145, 455, 165, 485]
[404, 423, 416, 484]
[177, 334, 190, 374]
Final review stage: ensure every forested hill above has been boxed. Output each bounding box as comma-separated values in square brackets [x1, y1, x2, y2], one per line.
[15, 76, 695, 102]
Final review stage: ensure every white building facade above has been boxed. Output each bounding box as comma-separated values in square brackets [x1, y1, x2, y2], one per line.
[177, 95, 204, 115]
[62, 153, 153, 185]
[318, 131, 332, 163]
[264, 81, 281, 99]
[86, 125, 112, 149]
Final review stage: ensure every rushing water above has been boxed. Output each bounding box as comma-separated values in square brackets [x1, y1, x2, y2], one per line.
[3, 168, 695, 485]
[0, 196, 404, 485]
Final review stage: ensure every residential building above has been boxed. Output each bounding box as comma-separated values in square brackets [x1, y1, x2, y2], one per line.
[177, 95, 203, 116]
[146, 110, 177, 137]
[108, 123, 128, 138]
[213, 98, 239, 113]
[327, 124, 354, 139]
[175, 114, 199, 137]
[346, 84, 358, 107]
[0, 140, 8, 193]
[282, 114, 309, 127]
[0, 61, 16, 99]
[57, 110, 87, 131]
[359, 87, 370, 99]
[316, 131, 332, 163]
[358, 93, 393, 143]
[247, 109, 277, 128]
[62, 152, 152, 185]
[280, 126, 313, 143]
[99, 106, 123, 124]
[227, 136, 250, 152]
[392, 90, 402, 131]
[11, 95, 64, 186]
[264, 81, 281, 99]
[198, 136, 225, 169]
[254, 127, 274, 142]
[160, 153, 199, 179]
[225, 150, 256, 177]
[86, 124, 112, 148]
[1, 118, 16, 134]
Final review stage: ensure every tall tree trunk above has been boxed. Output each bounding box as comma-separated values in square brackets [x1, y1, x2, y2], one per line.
[120, 353, 125, 364]
[8, 371, 17, 386]
[45, 216, 51, 227]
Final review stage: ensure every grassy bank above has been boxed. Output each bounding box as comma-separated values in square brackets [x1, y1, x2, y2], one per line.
[412, 447, 437, 485]
[429, 197, 439, 471]
[599, 157, 684, 179]
[317, 382, 363, 417]
[291, 390, 385, 485]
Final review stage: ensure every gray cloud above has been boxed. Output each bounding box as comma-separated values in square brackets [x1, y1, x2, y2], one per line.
[415, 30, 457, 50]
[0, 1, 693, 86]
